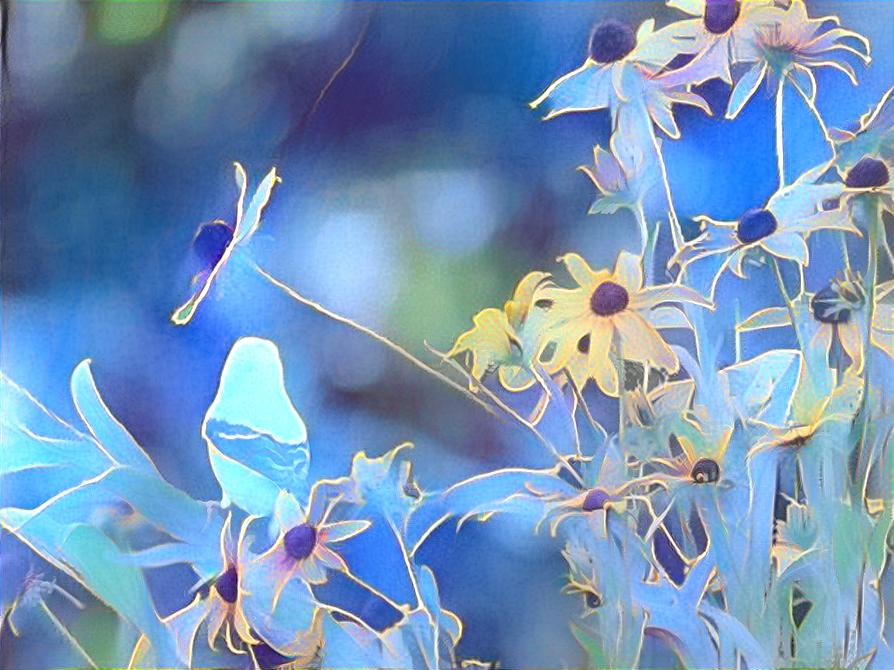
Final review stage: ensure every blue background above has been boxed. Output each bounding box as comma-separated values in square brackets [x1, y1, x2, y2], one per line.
[2, 1, 893, 666]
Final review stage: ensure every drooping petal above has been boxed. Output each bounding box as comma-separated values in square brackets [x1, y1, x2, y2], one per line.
[669, 216, 739, 271]
[447, 308, 517, 381]
[529, 62, 614, 120]
[558, 252, 605, 289]
[725, 61, 768, 120]
[667, 0, 704, 17]
[322, 520, 372, 544]
[838, 320, 864, 370]
[647, 305, 693, 331]
[170, 259, 229, 326]
[614, 311, 679, 373]
[613, 250, 644, 291]
[760, 232, 809, 266]
[632, 283, 713, 310]
[233, 165, 280, 244]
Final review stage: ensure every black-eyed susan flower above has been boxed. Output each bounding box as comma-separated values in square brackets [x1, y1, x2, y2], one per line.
[724, 0, 870, 120]
[739, 277, 894, 373]
[835, 155, 894, 222]
[831, 88, 894, 169]
[748, 365, 863, 456]
[633, 427, 733, 494]
[536, 251, 711, 396]
[171, 162, 280, 325]
[671, 167, 860, 296]
[448, 271, 551, 392]
[155, 514, 258, 665]
[534, 438, 633, 537]
[240, 488, 370, 606]
[661, 0, 778, 87]
[529, 18, 710, 139]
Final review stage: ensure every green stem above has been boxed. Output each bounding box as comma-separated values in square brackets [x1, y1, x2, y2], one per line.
[646, 119, 684, 252]
[840, 232, 852, 273]
[636, 202, 657, 286]
[775, 76, 786, 190]
[857, 196, 880, 481]
[770, 256, 805, 353]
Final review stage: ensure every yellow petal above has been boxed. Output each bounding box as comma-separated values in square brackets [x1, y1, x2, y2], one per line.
[613, 250, 643, 292]
[614, 311, 679, 373]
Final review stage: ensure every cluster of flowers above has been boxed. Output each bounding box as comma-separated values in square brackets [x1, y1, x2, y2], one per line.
[3, 1, 894, 668]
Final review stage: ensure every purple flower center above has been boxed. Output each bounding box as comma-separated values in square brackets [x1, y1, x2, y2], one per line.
[585, 591, 603, 609]
[810, 286, 850, 324]
[845, 157, 889, 189]
[582, 488, 611, 511]
[252, 642, 293, 670]
[589, 20, 637, 64]
[193, 220, 234, 267]
[691, 458, 720, 484]
[704, 0, 740, 34]
[214, 564, 238, 604]
[590, 281, 629, 316]
[283, 524, 317, 561]
[736, 208, 777, 244]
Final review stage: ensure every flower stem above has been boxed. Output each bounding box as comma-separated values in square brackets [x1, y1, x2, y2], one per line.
[770, 256, 805, 353]
[787, 74, 837, 159]
[647, 120, 684, 252]
[253, 263, 499, 419]
[775, 76, 786, 190]
[636, 202, 657, 285]
[856, 196, 880, 480]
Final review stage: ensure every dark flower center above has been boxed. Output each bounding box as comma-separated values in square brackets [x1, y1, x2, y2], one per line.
[252, 642, 293, 670]
[736, 208, 777, 244]
[590, 281, 629, 316]
[283, 524, 317, 561]
[193, 220, 234, 267]
[589, 20, 637, 64]
[704, 0, 740, 34]
[845, 156, 890, 189]
[214, 564, 239, 604]
[585, 591, 603, 609]
[691, 458, 720, 484]
[582, 488, 611, 511]
[811, 286, 850, 324]
[577, 334, 591, 354]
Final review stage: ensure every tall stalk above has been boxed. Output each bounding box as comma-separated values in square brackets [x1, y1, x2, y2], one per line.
[647, 121, 684, 253]
[775, 76, 786, 189]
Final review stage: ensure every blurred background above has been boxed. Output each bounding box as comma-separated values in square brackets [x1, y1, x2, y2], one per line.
[2, 1, 893, 667]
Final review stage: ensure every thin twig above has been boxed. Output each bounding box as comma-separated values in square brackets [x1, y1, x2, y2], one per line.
[291, 12, 372, 143]
[254, 264, 499, 418]
[648, 124, 683, 252]
[425, 343, 585, 486]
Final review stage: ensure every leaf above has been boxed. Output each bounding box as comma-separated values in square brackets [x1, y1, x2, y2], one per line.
[0, 375, 113, 500]
[406, 466, 576, 554]
[203, 337, 310, 517]
[70, 361, 158, 474]
[720, 349, 801, 424]
[571, 622, 609, 669]
[699, 603, 773, 670]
